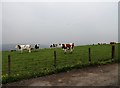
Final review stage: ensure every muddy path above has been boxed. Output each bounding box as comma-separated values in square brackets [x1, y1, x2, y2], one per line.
[2, 63, 119, 87]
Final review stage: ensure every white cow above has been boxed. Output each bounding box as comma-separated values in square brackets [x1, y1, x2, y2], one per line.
[15, 44, 31, 53]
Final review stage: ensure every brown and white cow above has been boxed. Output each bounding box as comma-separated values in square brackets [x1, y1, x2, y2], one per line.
[61, 43, 74, 53]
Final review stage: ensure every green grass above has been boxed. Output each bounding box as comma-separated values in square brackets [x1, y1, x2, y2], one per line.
[2, 44, 120, 84]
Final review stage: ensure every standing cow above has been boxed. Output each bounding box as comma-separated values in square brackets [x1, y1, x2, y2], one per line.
[50, 43, 62, 48]
[61, 43, 74, 54]
[50, 44, 58, 48]
[15, 44, 31, 53]
[35, 44, 40, 49]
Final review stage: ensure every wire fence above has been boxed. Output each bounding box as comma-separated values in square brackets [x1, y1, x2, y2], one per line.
[2, 44, 118, 79]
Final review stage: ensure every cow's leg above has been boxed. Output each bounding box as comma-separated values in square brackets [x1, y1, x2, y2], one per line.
[64, 49, 67, 54]
[70, 48, 73, 54]
[29, 48, 31, 53]
[21, 49, 23, 53]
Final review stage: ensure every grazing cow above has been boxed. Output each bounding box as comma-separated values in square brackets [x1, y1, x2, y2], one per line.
[110, 42, 116, 45]
[35, 44, 40, 49]
[15, 44, 31, 53]
[98, 43, 100, 45]
[50, 43, 62, 48]
[61, 43, 74, 53]
[50, 44, 58, 48]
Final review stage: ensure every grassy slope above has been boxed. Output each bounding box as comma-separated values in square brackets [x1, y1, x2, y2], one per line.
[2, 44, 119, 83]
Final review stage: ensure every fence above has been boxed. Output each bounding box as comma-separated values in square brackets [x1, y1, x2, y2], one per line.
[2, 44, 118, 83]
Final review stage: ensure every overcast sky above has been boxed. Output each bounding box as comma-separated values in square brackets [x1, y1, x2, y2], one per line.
[2, 1, 118, 45]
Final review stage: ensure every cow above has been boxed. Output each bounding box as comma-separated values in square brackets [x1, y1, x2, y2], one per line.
[98, 43, 100, 45]
[61, 43, 74, 54]
[35, 44, 40, 49]
[50, 44, 58, 48]
[110, 42, 116, 45]
[15, 44, 31, 53]
[50, 43, 63, 48]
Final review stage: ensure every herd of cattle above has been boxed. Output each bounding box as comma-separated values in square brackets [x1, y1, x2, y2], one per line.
[14, 42, 116, 53]
[15, 43, 74, 53]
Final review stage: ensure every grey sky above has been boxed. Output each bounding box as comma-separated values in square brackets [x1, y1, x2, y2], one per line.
[2, 2, 118, 45]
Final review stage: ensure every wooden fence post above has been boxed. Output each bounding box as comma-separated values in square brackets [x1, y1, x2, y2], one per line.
[8, 54, 11, 76]
[111, 45, 115, 62]
[89, 48, 91, 63]
[54, 50, 56, 67]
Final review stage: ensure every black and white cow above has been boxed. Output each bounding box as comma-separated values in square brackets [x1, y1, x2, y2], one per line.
[15, 44, 31, 53]
[35, 44, 40, 49]
[50, 43, 62, 48]
[50, 44, 58, 48]
[61, 43, 74, 53]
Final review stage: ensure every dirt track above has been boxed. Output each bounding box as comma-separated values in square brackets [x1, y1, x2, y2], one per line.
[2, 63, 119, 87]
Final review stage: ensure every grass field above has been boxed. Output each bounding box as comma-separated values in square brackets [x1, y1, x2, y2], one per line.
[2, 44, 120, 84]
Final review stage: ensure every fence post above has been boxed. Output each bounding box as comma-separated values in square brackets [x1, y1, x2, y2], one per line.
[111, 45, 115, 62]
[89, 48, 91, 63]
[8, 54, 11, 76]
[54, 49, 56, 67]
